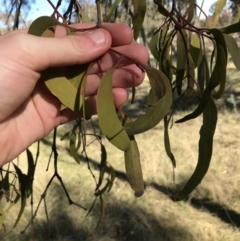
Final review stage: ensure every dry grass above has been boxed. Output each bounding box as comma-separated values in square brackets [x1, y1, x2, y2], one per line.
[1, 70, 240, 241]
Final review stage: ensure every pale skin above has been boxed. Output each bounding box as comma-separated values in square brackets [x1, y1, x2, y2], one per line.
[0, 23, 148, 167]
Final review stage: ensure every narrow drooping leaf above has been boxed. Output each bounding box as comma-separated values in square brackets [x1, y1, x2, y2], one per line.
[177, 30, 188, 69]
[174, 98, 217, 201]
[211, 0, 227, 28]
[164, 116, 176, 168]
[97, 69, 131, 151]
[149, 29, 160, 60]
[97, 144, 107, 190]
[210, 28, 228, 61]
[183, 0, 195, 26]
[95, 196, 105, 230]
[69, 131, 80, 164]
[185, 53, 197, 99]
[106, 0, 123, 22]
[176, 30, 188, 95]
[223, 33, 240, 70]
[176, 40, 226, 123]
[159, 29, 174, 80]
[198, 55, 210, 93]
[212, 44, 227, 99]
[107, 165, 116, 192]
[190, 34, 201, 68]
[12, 164, 28, 228]
[0, 205, 3, 229]
[132, 0, 146, 40]
[124, 68, 172, 135]
[124, 135, 144, 197]
[26, 149, 35, 181]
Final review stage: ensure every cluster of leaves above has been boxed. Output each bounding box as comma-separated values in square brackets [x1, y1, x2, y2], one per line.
[1, 0, 240, 231]
[149, 0, 240, 200]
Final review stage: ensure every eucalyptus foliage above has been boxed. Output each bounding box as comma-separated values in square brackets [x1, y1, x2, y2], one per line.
[1, 0, 240, 231]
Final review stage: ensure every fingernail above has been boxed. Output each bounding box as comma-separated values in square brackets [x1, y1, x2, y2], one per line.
[88, 30, 106, 45]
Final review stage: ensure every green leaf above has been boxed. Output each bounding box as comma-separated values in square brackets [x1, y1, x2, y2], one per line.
[177, 30, 188, 70]
[145, 66, 166, 101]
[211, 0, 227, 28]
[0, 205, 3, 230]
[210, 29, 228, 61]
[132, 0, 146, 40]
[69, 131, 81, 164]
[28, 16, 65, 36]
[42, 67, 84, 114]
[220, 21, 240, 34]
[164, 116, 176, 168]
[97, 69, 131, 151]
[79, 9, 91, 23]
[223, 33, 240, 70]
[106, 0, 123, 22]
[176, 30, 188, 95]
[176, 40, 226, 123]
[159, 29, 174, 79]
[124, 135, 144, 197]
[124, 67, 172, 135]
[96, 144, 107, 190]
[12, 164, 28, 228]
[185, 53, 196, 99]
[95, 196, 105, 230]
[107, 165, 116, 193]
[183, 0, 195, 27]
[190, 34, 202, 68]
[26, 149, 35, 181]
[211, 43, 227, 99]
[174, 98, 217, 201]
[149, 29, 160, 60]
[198, 55, 210, 93]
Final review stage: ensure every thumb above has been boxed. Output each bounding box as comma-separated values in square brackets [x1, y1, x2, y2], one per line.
[13, 28, 112, 72]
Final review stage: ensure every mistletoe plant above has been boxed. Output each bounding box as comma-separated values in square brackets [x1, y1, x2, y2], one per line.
[1, 0, 240, 231]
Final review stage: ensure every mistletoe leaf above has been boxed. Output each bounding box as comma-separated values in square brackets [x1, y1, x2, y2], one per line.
[97, 69, 131, 151]
[106, 0, 123, 22]
[124, 67, 172, 135]
[174, 98, 217, 201]
[132, 0, 146, 40]
[124, 135, 144, 197]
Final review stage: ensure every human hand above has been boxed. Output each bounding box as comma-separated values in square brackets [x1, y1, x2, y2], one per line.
[0, 23, 148, 166]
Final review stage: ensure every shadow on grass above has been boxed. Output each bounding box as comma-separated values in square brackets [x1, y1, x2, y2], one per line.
[3, 183, 195, 241]
[40, 138, 240, 229]
[150, 182, 240, 228]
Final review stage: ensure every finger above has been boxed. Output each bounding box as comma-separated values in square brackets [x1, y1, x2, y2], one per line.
[84, 64, 145, 96]
[2, 28, 112, 72]
[70, 22, 133, 47]
[88, 43, 149, 74]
